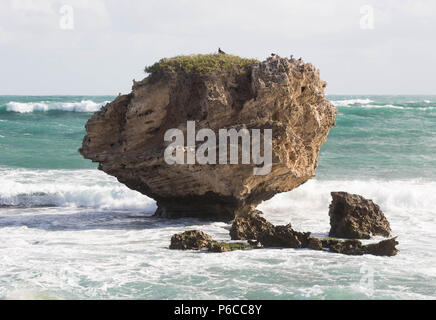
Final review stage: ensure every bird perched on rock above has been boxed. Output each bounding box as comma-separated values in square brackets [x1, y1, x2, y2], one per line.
[298, 57, 302, 61]
[218, 48, 226, 54]
[271, 53, 276, 57]
[290, 54, 294, 59]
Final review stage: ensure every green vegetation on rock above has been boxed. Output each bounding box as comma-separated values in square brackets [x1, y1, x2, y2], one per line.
[145, 54, 259, 76]
[208, 241, 257, 252]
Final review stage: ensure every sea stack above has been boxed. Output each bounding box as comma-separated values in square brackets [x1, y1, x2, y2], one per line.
[79, 54, 337, 220]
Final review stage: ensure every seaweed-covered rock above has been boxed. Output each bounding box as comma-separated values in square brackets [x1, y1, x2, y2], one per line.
[169, 230, 212, 250]
[307, 237, 323, 250]
[329, 192, 392, 239]
[328, 239, 365, 255]
[169, 230, 260, 252]
[208, 241, 259, 253]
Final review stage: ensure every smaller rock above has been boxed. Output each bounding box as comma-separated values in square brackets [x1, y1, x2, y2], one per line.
[169, 230, 212, 250]
[329, 192, 392, 239]
[320, 238, 340, 248]
[307, 238, 323, 250]
[320, 237, 399, 256]
[230, 210, 275, 240]
[169, 230, 260, 252]
[329, 239, 364, 255]
[248, 240, 263, 248]
[259, 224, 311, 248]
[365, 237, 399, 256]
[230, 211, 311, 248]
[208, 241, 257, 252]
[207, 241, 231, 253]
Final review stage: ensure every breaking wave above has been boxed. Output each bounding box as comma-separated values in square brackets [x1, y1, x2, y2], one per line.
[330, 99, 373, 107]
[0, 168, 156, 211]
[4, 100, 110, 113]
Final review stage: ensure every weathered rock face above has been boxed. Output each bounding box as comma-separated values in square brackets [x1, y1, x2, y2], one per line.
[329, 192, 392, 239]
[80, 54, 336, 220]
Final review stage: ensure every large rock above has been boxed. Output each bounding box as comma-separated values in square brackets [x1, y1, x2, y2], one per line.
[329, 192, 392, 239]
[80, 54, 336, 220]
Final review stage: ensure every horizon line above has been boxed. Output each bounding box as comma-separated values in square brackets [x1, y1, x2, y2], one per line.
[1, 93, 436, 97]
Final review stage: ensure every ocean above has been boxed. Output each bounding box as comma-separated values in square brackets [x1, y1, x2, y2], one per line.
[0, 95, 435, 299]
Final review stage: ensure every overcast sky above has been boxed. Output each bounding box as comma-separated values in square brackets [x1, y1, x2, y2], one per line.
[0, 0, 435, 95]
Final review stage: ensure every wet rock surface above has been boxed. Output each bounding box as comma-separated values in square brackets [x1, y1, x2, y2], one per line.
[229, 210, 274, 240]
[171, 211, 399, 256]
[365, 237, 399, 256]
[329, 192, 392, 239]
[321, 237, 398, 256]
[230, 211, 310, 248]
[169, 230, 212, 250]
[169, 230, 260, 253]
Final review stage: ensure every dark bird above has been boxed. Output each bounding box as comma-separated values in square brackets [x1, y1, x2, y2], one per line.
[290, 54, 294, 59]
[218, 47, 226, 54]
[271, 53, 276, 57]
[298, 57, 302, 61]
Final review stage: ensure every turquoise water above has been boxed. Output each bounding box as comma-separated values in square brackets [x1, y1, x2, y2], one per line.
[319, 96, 436, 180]
[0, 95, 435, 299]
[1, 95, 435, 177]
[0, 96, 111, 169]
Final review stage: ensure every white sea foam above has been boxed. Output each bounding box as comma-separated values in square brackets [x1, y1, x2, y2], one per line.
[258, 178, 436, 232]
[0, 168, 155, 211]
[1, 168, 434, 222]
[5, 100, 110, 113]
[330, 99, 373, 107]
[361, 104, 436, 111]
[0, 174, 435, 299]
[361, 104, 405, 109]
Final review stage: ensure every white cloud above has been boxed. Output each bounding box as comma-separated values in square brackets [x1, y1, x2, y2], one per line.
[0, 0, 435, 95]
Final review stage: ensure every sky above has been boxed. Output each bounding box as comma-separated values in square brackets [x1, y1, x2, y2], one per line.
[0, 0, 435, 95]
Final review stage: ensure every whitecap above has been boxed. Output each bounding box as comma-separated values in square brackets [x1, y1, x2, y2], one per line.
[330, 99, 373, 107]
[5, 100, 110, 113]
[361, 104, 405, 109]
[0, 168, 156, 211]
